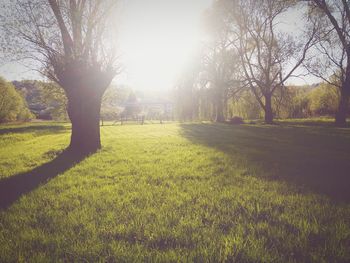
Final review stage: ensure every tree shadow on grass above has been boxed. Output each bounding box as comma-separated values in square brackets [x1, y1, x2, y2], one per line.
[275, 119, 350, 128]
[0, 149, 87, 211]
[0, 125, 68, 135]
[180, 123, 350, 202]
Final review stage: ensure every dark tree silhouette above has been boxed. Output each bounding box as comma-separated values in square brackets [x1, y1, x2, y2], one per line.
[2, 0, 121, 153]
[201, 5, 238, 122]
[230, 0, 316, 124]
[304, 0, 350, 127]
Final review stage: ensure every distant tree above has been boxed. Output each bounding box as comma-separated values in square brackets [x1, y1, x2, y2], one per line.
[228, 0, 316, 124]
[174, 65, 200, 122]
[229, 90, 262, 119]
[201, 2, 244, 122]
[100, 85, 123, 125]
[2, 0, 121, 153]
[200, 45, 241, 122]
[308, 82, 339, 116]
[0, 77, 34, 123]
[38, 82, 68, 120]
[12, 80, 68, 120]
[12, 81, 43, 112]
[304, 0, 350, 126]
[123, 91, 141, 119]
[277, 86, 312, 118]
[100, 105, 122, 126]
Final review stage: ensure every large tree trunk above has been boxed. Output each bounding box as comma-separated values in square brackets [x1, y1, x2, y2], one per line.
[264, 95, 273, 124]
[335, 70, 350, 127]
[66, 86, 104, 154]
[335, 89, 349, 127]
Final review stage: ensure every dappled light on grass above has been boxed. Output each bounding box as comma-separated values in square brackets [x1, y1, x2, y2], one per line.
[0, 122, 349, 261]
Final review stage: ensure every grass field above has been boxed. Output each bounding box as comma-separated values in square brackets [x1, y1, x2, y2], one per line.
[0, 121, 350, 262]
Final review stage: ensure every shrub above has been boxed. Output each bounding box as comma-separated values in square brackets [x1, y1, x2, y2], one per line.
[228, 116, 244, 125]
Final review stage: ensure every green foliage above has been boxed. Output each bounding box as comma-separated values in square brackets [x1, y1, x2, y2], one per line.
[228, 83, 342, 120]
[272, 83, 341, 119]
[0, 121, 349, 262]
[0, 77, 34, 123]
[275, 86, 311, 119]
[229, 90, 262, 119]
[308, 83, 340, 116]
[100, 85, 126, 122]
[38, 82, 68, 120]
[174, 72, 344, 121]
[13, 80, 65, 120]
[13, 81, 132, 122]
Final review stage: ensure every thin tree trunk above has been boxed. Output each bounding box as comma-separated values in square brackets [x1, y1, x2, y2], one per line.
[215, 91, 225, 122]
[66, 87, 103, 154]
[264, 95, 273, 124]
[215, 103, 225, 122]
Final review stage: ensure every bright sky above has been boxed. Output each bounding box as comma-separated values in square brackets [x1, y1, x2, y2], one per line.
[0, 0, 319, 88]
[115, 0, 211, 91]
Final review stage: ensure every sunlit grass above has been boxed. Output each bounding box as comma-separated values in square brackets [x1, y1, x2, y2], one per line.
[0, 121, 349, 262]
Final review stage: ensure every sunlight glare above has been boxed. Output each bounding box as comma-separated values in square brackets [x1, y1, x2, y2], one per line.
[118, 0, 211, 91]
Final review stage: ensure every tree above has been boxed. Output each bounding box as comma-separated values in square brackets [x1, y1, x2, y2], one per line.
[174, 71, 199, 122]
[229, 90, 262, 119]
[200, 44, 241, 122]
[2, 0, 121, 153]
[276, 86, 312, 118]
[309, 82, 340, 116]
[201, 2, 244, 122]
[122, 92, 142, 120]
[38, 81, 68, 120]
[304, 0, 350, 126]
[100, 85, 123, 126]
[228, 0, 316, 123]
[0, 77, 34, 123]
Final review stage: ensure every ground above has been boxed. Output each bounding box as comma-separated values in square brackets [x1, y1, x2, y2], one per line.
[0, 120, 349, 262]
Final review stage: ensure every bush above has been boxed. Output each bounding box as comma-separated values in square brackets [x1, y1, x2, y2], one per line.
[228, 116, 244, 125]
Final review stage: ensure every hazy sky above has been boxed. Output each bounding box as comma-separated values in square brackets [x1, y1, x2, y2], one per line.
[0, 0, 319, 89]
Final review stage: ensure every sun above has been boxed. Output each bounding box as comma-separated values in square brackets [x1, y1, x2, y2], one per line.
[117, 0, 211, 92]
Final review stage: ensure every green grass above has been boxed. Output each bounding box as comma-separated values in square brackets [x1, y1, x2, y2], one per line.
[0, 120, 349, 262]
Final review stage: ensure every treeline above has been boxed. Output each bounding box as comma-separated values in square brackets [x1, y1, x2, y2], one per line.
[174, 0, 350, 126]
[1, 76, 135, 122]
[175, 82, 343, 121]
[1, 75, 170, 124]
[234, 83, 342, 119]
[12, 80, 64, 120]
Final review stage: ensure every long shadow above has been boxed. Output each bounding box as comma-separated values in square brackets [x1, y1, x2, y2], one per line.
[0, 125, 68, 135]
[277, 121, 350, 128]
[180, 123, 350, 202]
[0, 149, 87, 210]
